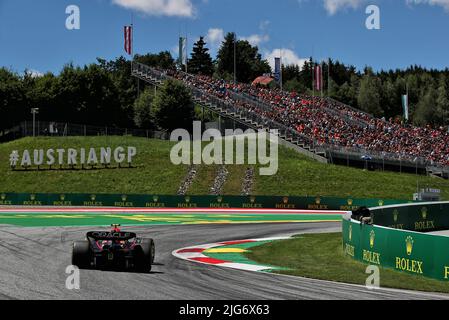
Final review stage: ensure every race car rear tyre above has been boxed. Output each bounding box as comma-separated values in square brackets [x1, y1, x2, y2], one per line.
[135, 239, 155, 273]
[72, 241, 91, 269]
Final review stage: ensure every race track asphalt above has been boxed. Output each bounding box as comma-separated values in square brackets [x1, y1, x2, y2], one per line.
[0, 222, 447, 300]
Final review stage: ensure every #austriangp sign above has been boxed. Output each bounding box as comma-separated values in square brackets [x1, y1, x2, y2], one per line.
[8, 146, 137, 170]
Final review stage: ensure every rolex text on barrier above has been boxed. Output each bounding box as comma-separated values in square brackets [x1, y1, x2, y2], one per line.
[343, 201, 449, 282]
[0, 193, 409, 209]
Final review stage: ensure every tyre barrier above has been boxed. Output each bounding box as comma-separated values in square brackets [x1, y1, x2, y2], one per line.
[343, 201, 449, 281]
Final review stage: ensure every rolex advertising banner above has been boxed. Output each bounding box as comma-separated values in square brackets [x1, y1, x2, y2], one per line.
[343, 217, 449, 281]
[371, 202, 449, 232]
[0, 193, 410, 210]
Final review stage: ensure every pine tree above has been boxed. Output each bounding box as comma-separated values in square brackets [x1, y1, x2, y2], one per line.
[436, 74, 449, 126]
[414, 86, 438, 127]
[216, 32, 271, 83]
[357, 68, 383, 117]
[189, 37, 214, 76]
[217, 33, 237, 79]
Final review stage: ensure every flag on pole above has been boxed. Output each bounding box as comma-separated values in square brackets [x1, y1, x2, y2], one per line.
[274, 57, 281, 84]
[124, 25, 132, 55]
[402, 94, 409, 121]
[179, 37, 187, 66]
[314, 65, 323, 91]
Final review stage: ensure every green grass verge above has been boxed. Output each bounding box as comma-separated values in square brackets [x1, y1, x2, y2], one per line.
[254, 147, 449, 200]
[1, 136, 449, 199]
[0, 136, 188, 194]
[246, 233, 449, 294]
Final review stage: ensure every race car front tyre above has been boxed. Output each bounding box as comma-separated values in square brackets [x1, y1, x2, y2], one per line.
[72, 241, 91, 269]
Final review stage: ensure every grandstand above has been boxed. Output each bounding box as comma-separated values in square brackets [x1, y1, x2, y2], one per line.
[132, 62, 449, 178]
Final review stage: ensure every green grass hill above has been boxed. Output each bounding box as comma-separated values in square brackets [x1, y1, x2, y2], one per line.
[1, 136, 448, 200]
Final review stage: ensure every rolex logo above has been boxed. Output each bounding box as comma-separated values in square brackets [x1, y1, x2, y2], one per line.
[121, 195, 127, 202]
[347, 199, 353, 206]
[421, 207, 428, 220]
[153, 196, 159, 203]
[0, 194, 6, 201]
[406, 236, 414, 256]
[60, 194, 66, 201]
[217, 196, 223, 203]
[315, 197, 321, 205]
[393, 210, 399, 223]
[250, 196, 256, 204]
[283, 197, 289, 204]
[369, 230, 375, 249]
[90, 195, 96, 201]
[185, 196, 190, 203]
[30, 194, 36, 201]
[378, 200, 384, 206]
[349, 225, 352, 242]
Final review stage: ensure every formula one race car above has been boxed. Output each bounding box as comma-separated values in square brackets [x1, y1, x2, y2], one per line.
[72, 224, 155, 273]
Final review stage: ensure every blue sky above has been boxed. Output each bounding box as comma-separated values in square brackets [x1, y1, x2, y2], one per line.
[1, 0, 449, 75]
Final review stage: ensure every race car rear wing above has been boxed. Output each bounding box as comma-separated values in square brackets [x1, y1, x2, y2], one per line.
[87, 231, 137, 241]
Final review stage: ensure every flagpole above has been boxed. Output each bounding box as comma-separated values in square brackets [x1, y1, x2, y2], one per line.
[327, 58, 330, 96]
[405, 82, 410, 122]
[312, 60, 315, 97]
[280, 49, 283, 92]
[320, 61, 324, 98]
[131, 13, 134, 57]
[234, 32, 237, 85]
[130, 13, 134, 66]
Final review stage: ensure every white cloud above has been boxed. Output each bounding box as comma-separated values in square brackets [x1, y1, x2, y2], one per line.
[265, 49, 308, 70]
[240, 34, 270, 47]
[25, 69, 44, 78]
[323, 0, 364, 15]
[302, 0, 449, 15]
[205, 28, 225, 48]
[406, 0, 449, 11]
[112, 0, 195, 17]
[297, 0, 365, 15]
[259, 20, 271, 31]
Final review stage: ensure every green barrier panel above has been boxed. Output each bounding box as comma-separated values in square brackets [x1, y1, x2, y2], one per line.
[372, 202, 449, 232]
[0, 192, 410, 210]
[343, 217, 449, 281]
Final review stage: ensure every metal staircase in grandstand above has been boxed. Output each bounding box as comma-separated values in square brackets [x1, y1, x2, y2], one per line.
[131, 62, 328, 163]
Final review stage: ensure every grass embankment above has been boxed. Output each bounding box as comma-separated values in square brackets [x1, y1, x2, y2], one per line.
[1, 136, 449, 198]
[254, 147, 449, 199]
[0, 136, 188, 194]
[246, 233, 449, 294]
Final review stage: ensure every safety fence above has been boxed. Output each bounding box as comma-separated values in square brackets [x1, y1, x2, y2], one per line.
[0, 121, 170, 143]
[0, 193, 411, 210]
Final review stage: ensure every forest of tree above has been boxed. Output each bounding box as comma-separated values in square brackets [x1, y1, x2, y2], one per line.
[281, 58, 449, 127]
[1, 33, 449, 135]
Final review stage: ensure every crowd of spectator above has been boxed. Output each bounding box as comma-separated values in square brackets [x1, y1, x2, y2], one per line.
[165, 69, 449, 167]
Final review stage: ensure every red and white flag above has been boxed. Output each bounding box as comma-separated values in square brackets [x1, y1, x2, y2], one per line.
[314, 65, 323, 91]
[124, 25, 132, 55]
